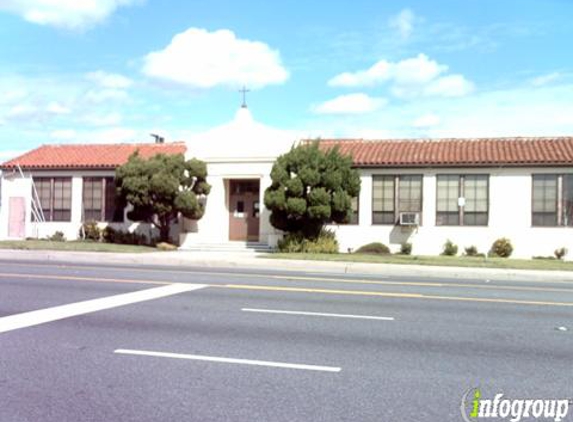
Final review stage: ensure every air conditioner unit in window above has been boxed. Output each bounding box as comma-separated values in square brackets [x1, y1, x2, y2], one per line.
[399, 212, 420, 226]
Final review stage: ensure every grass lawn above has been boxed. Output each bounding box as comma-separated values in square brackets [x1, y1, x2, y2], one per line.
[0, 240, 156, 253]
[264, 253, 573, 271]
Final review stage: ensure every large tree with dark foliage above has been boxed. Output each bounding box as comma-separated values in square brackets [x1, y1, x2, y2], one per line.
[116, 152, 211, 243]
[264, 142, 360, 239]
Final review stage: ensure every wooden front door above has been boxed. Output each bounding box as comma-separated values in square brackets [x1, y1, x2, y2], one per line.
[229, 180, 260, 241]
[8, 197, 26, 238]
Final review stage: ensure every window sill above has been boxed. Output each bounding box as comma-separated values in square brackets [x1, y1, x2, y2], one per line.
[435, 225, 489, 227]
[371, 224, 424, 227]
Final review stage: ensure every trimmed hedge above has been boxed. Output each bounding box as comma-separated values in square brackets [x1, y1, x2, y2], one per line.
[355, 242, 390, 255]
[400, 242, 413, 255]
[277, 229, 339, 254]
[442, 239, 458, 256]
[102, 227, 150, 246]
[464, 245, 479, 256]
[490, 238, 513, 258]
[81, 221, 101, 241]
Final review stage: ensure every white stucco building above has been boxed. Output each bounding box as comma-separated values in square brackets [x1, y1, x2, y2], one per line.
[0, 142, 187, 242]
[1, 106, 572, 258]
[323, 138, 573, 258]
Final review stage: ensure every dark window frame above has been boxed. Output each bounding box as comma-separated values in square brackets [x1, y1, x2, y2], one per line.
[532, 174, 573, 227]
[436, 174, 489, 227]
[372, 174, 424, 225]
[83, 177, 104, 222]
[32, 177, 72, 222]
[82, 177, 124, 223]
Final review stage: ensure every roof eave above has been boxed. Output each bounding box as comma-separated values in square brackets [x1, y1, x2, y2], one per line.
[353, 162, 573, 169]
[1, 165, 119, 171]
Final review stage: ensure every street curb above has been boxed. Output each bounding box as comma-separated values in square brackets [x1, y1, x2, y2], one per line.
[2, 249, 573, 282]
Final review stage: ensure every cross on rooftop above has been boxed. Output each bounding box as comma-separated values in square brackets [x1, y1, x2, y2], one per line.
[239, 86, 250, 108]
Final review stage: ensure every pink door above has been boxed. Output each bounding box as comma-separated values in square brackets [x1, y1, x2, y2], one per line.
[8, 197, 26, 238]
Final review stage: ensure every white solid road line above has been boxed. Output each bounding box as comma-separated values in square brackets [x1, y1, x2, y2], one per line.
[242, 308, 395, 321]
[0, 283, 206, 334]
[114, 349, 341, 373]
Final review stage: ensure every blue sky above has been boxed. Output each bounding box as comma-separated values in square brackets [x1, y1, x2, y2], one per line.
[1, 0, 573, 160]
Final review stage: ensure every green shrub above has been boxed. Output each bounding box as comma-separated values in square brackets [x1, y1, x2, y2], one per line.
[400, 242, 412, 255]
[303, 236, 339, 254]
[464, 245, 479, 256]
[442, 239, 458, 256]
[355, 242, 390, 255]
[81, 221, 101, 241]
[490, 237, 513, 258]
[277, 232, 304, 253]
[555, 247, 568, 260]
[102, 226, 116, 243]
[533, 256, 556, 260]
[102, 226, 149, 246]
[277, 229, 339, 254]
[47, 231, 66, 242]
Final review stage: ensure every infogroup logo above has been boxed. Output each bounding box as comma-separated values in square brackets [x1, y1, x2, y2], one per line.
[461, 388, 571, 422]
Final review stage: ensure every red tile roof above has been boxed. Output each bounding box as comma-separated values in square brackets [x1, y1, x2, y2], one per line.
[316, 137, 573, 167]
[1, 143, 187, 170]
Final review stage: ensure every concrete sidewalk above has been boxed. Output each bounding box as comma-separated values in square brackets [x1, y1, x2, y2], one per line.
[1, 249, 573, 282]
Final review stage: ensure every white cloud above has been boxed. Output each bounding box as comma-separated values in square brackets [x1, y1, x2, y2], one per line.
[0, 0, 140, 30]
[413, 113, 441, 128]
[530, 72, 561, 87]
[305, 82, 573, 141]
[50, 129, 77, 141]
[86, 71, 133, 89]
[426, 85, 573, 138]
[84, 71, 132, 104]
[89, 127, 137, 143]
[423, 74, 475, 97]
[328, 61, 393, 88]
[82, 112, 123, 126]
[0, 88, 27, 105]
[329, 54, 445, 88]
[5, 101, 71, 122]
[313, 93, 387, 115]
[0, 150, 24, 161]
[0, 73, 137, 148]
[46, 101, 71, 115]
[329, 54, 473, 99]
[393, 55, 447, 85]
[389, 9, 415, 39]
[6, 104, 38, 120]
[50, 127, 136, 143]
[84, 88, 129, 104]
[142, 28, 289, 89]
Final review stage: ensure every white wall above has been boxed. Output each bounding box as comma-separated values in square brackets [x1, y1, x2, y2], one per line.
[6, 163, 573, 258]
[328, 167, 573, 259]
[179, 159, 283, 247]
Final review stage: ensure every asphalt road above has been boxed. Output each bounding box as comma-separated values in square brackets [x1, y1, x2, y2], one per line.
[0, 259, 572, 422]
